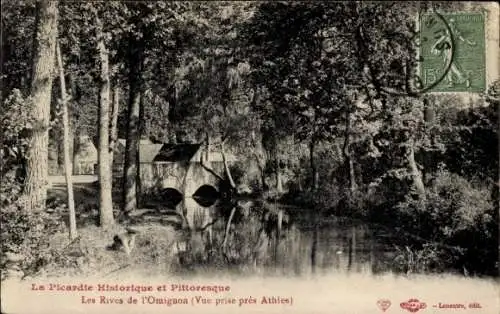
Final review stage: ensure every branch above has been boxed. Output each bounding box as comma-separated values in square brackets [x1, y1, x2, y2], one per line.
[199, 150, 226, 183]
[222, 206, 237, 249]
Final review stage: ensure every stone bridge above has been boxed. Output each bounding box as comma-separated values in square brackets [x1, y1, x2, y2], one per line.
[138, 143, 229, 232]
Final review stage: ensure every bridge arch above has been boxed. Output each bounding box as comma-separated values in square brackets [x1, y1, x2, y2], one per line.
[181, 161, 223, 232]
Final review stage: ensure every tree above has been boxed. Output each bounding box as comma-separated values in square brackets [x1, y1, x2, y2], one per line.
[96, 15, 114, 227]
[109, 82, 120, 164]
[120, 2, 226, 213]
[58, 1, 129, 224]
[23, 0, 58, 211]
[244, 2, 361, 193]
[55, 41, 77, 239]
[122, 35, 143, 215]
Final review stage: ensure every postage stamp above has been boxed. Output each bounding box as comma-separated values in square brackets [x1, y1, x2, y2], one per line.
[419, 12, 486, 93]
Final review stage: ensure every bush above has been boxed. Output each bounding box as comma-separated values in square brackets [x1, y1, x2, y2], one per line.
[393, 170, 497, 275]
[1, 202, 66, 278]
[1, 89, 67, 279]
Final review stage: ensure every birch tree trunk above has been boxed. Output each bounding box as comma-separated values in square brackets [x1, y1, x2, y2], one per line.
[97, 22, 114, 227]
[24, 0, 58, 211]
[56, 41, 77, 240]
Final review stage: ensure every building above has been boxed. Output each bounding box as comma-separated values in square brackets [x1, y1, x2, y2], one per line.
[73, 135, 98, 175]
[112, 139, 236, 197]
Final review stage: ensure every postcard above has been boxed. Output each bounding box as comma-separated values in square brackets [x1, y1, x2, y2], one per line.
[1, 1, 499, 314]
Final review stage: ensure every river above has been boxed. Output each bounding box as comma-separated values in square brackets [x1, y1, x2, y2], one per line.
[251, 214, 395, 276]
[177, 200, 399, 277]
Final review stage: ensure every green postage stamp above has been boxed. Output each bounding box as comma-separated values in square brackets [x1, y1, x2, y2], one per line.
[419, 12, 486, 93]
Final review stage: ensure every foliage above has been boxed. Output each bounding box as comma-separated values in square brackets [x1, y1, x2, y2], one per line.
[0, 90, 34, 171]
[0, 90, 67, 278]
[393, 170, 497, 275]
[0, 202, 66, 278]
[1, 1, 37, 96]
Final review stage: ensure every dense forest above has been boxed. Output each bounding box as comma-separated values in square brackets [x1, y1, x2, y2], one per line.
[1, 1, 498, 279]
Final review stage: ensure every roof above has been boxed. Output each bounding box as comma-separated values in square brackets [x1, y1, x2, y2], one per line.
[114, 140, 236, 163]
[154, 144, 202, 162]
[140, 144, 164, 163]
[206, 151, 237, 162]
[117, 138, 155, 148]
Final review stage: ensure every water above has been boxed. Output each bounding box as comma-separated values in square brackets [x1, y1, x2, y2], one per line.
[181, 201, 397, 276]
[255, 214, 394, 276]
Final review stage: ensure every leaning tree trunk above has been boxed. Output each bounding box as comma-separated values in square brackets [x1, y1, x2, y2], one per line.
[220, 141, 236, 189]
[24, 0, 58, 211]
[56, 41, 77, 239]
[97, 24, 114, 227]
[122, 43, 143, 215]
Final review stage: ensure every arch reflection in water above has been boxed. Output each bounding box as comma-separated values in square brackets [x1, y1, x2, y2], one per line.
[158, 188, 183, 209]
[191, 184, 220, 207]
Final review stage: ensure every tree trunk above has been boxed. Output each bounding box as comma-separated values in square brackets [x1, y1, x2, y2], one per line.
[222, 206, 237, 251]
[204, 132, 210, 163]
[72, 136, 78, 174]
[56, 136, 64, 173]
[406, 137, 426, 200]
[24, 0, 58, 211]
[137, 92, 145, 206]
[309, 139, 318, 192]
[56, 41, 77, 240]
[251, 131, 267, 191]
[311, 215, 319, 274]
[220, 142, 236, 189]
[109, 81, 120, 165]
[343, 102, 357, 199]
[422, 97, 434, 183]
[97, 25, 114, 227]
[348, 158, 356, 195]
[276, 153, 284, 195]
[310, 137, 319, 274]
[122, 44, 143, 215]
[347, 226, 356, 271]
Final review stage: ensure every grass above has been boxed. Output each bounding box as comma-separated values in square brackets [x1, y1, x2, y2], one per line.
[38, 222, 181, 279]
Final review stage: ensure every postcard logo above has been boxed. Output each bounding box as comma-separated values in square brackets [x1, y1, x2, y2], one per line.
[377, 299, 391, 312]
[400, 299, 427, 313]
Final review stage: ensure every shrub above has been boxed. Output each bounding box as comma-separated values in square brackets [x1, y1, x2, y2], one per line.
[1, 202, 66, 278]
[393, 170, 497, 275]
[1, 89, 67, 279]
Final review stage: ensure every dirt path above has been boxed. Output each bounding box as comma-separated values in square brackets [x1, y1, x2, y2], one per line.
[48, 175, 98, 185]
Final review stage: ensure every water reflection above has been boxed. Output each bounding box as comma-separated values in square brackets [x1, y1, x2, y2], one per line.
[177, 201, 395, 276]
[257, 215, 388, 276]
